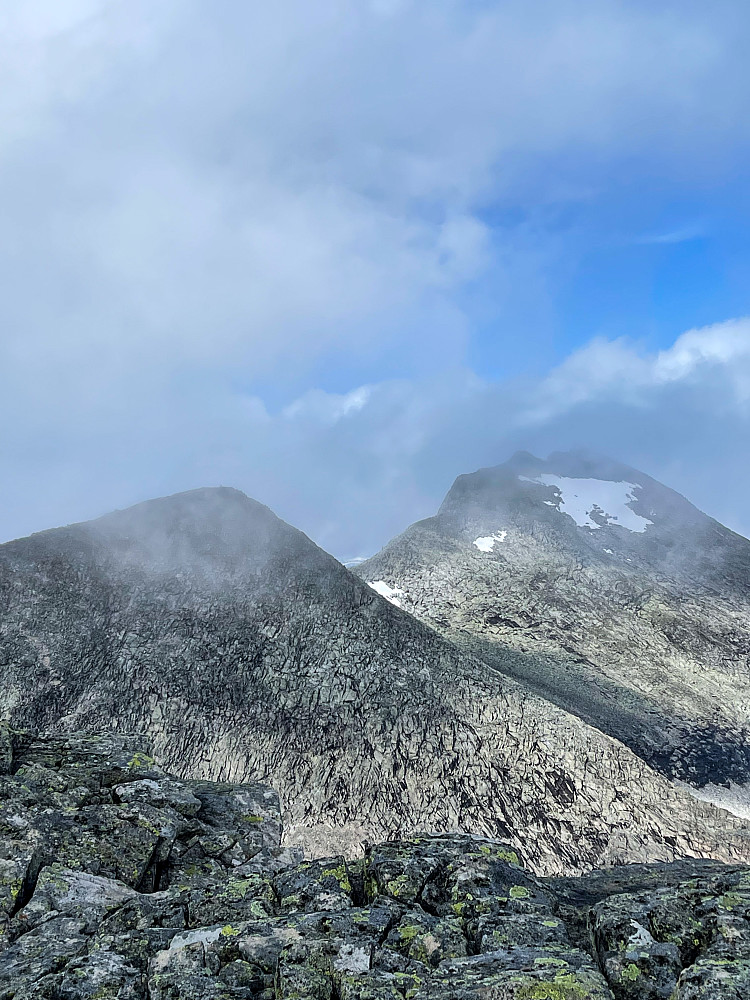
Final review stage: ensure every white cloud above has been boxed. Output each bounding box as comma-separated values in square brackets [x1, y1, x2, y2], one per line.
[283, 387, 373, 424]
[635, 225, 705, 246]
[1, 3, 749, 556]
[0, 0, 747, 400]
[654, 321, 750, 393]
[2, 319, 750, 559]
[524, 319, 750, 424]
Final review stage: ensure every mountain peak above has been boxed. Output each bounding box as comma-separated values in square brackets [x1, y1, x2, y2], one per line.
[2, 476, 750, 881]
[357, 450, 750, 793]
[494, 449, 644, 483]
[1, 485, 314, 584]
[438, 449, 704, 543]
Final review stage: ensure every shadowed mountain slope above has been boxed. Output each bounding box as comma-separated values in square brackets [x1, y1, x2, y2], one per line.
[0, 486, 748, 873]
[357, 451, 750, 808]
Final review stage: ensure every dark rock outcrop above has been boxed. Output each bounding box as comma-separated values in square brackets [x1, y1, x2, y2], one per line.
[0, 488, 747, 872]
[1, 731, 749, 1000]
[357, 451, 750, 804]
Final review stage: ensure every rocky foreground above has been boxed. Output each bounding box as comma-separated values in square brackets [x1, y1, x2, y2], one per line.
[1, 731, 749, 999]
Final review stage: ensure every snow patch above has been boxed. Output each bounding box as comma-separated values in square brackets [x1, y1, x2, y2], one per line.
[367, 580, 406, 608]
[521, 475, 653, 532]
[473, 531, 507, 552]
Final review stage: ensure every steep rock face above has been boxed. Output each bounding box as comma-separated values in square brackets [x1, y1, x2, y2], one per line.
[357, 452, 750, 798]
[0, 488, 748, 872]
[1, 731, 750, 1000]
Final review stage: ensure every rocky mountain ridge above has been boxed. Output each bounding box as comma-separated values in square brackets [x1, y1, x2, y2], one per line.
[357, 451, 750, 802]
[0, 486, 747, 872]
[2, 729, 749, 1000]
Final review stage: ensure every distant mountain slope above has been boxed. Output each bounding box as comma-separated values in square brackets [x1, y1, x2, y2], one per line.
[357, 451, 750, 802]
[0, 486, 747, 873]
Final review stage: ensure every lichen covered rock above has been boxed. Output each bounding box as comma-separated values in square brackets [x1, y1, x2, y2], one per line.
[1, 732, 749, 998]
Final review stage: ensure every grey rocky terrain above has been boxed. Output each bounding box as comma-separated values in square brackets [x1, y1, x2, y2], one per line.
[0, 487, 748, 873]
[357, 451, 750, 798]
[2, 729, 749, 1000]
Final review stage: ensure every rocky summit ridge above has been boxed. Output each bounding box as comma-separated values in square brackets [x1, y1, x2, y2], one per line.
[358, 450, 750, 808]
[2, 728, 750, 1000]
[0, 486, 748, 875]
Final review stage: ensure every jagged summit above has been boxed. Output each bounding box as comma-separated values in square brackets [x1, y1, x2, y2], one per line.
[6, 486, 293, 551]
[15, 486, 257, 539]
[417, 448, 750, 600]
[357, 451, 750, 794]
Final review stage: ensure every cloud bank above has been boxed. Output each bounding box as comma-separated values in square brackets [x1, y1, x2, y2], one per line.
[3, 319, 749, 560]
[0, 2, 748, 556]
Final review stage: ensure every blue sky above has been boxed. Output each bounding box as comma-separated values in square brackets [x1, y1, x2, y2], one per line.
[0, 1, 749, 558]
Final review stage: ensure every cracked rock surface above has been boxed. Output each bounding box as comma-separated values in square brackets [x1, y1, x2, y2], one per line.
[0, 488, 748, 871]
[0, 480, 750, 877]
[2, 730, 750, 1000]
